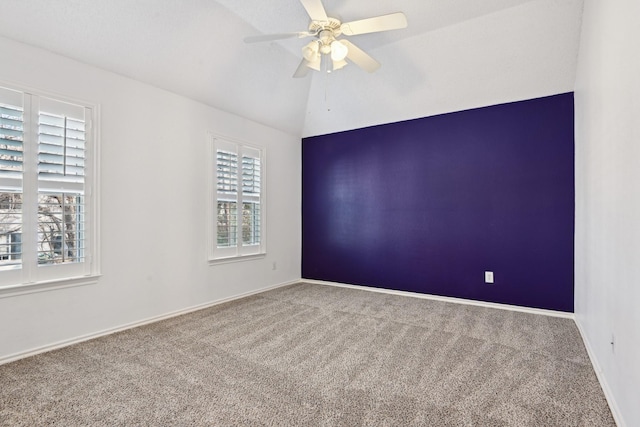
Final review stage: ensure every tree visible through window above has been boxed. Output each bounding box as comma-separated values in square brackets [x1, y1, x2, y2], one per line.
[37, 194, 84, 264]
[0, 193, 21, 265]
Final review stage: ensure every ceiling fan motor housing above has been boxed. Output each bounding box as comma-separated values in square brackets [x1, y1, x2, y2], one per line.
[309, 17, 342, 42]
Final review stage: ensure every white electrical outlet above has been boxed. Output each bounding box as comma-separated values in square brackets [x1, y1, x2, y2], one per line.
[485, 271, 494, 284]
[272, 262, 277, 271]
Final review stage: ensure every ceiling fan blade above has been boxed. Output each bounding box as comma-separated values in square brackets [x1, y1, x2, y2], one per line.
[293, 59, 311, 78]
[299, 0, 328, 23]
[341, 12, 408, 36]
[244, 32, 312, 43]
[340, 40, 380, 73]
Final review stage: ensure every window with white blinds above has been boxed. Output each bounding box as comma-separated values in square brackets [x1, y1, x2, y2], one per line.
[0, 85, 98, 289]
[210, 136, 264, 261]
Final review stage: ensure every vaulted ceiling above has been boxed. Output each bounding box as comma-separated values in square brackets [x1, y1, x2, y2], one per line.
[0, 0, 584, 137]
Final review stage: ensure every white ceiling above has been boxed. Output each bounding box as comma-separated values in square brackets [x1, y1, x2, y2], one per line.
[0, 0, 584, 137]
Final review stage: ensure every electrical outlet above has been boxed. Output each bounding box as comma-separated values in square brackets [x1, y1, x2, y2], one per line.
[272, 262, 277, 271]
[485, 271, 494, 284]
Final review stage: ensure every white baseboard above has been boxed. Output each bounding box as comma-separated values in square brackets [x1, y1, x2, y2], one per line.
[0, 279, 298, 366]
[302, 279, 575, 319]
[574, 318, 625, 427]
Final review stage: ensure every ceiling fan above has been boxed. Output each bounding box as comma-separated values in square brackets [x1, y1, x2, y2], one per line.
[243, 0, 408, 78]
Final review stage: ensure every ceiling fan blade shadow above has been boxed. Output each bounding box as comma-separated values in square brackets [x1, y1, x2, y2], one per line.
[341, 12, 407, 36]
[341, 40, 381, 73]
[293, 59, 312, 78]
[300, 0, 328, 23]
[244, 32, 312, 43]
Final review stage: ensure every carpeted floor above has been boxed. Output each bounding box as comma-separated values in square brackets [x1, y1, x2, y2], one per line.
[0, 282, 615, 426]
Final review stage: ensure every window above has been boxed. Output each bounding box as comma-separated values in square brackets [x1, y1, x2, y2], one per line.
[0, 85, 98, 291]
[209, 135, 264, 261]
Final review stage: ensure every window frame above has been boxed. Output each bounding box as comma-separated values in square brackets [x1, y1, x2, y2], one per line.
[208, 133, 266, 264]
[0, 82, 100, 297]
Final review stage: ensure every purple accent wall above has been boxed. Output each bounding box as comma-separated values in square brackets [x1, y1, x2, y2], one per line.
[302, 93, 575, 312]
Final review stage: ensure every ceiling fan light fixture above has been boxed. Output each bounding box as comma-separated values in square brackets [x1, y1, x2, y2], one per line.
[302, 41, 320, 62]
[330, 40, 348, 61]
[319, 44, 332, 55]
[307, 54, 322, 71]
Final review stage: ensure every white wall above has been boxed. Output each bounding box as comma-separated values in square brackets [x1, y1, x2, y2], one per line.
[574, 1, 640, 426]
[0, 36, 301, 361]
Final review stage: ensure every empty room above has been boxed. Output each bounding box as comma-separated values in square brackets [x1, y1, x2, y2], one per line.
[0, 0, 638, 425]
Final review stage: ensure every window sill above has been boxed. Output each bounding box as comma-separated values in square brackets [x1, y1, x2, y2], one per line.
[208, 253, 266, 266]
[0, 275, 101, 299]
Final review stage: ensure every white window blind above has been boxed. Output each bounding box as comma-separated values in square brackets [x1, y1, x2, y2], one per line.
[38, 112, 86, 184]
[210, 136, 264, 261]
[0, 97, 24, 182]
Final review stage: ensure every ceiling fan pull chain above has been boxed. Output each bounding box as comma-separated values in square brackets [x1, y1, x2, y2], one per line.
[324, 72, 331, 112]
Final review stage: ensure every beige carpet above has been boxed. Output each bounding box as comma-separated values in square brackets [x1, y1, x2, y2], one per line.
[0, 282, 615, 426]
